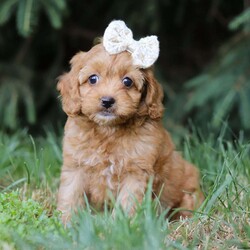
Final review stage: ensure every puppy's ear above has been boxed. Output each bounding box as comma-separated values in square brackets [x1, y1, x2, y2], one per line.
[139, 69, 164, 119]
[57, 52, 85, 116]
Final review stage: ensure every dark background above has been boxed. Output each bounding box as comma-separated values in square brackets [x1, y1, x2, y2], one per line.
[0, 0, 249, 139]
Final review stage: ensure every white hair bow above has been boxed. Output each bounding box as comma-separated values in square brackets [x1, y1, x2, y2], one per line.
[103, 20, 159, 69]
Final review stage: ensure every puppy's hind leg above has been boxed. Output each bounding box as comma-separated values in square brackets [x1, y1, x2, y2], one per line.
[178, 161, 204, 218]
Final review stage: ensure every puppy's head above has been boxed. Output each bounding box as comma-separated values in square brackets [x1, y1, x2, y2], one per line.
[57, 44, 164, 126]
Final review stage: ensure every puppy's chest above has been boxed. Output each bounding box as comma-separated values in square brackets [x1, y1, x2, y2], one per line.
[72, 141, 124, 190]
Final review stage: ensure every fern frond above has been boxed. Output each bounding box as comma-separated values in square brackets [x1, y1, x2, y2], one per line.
[212, 90, 236, 128]
[185, 74, 210, 88]
[40, 0, 65, 29]
[0, 0, 18, 25]
[186, 74, 235, 111]
[184, 32, 250, 130]
[0, 63, 36, 130]
[229, 7, 250, 31]
[4, 85, 18, 129]
[0, 81, 19, 129]
[21, 85, 36, 124]
[50, 0, 67, 11]
[239, 84, 250, 129]
[17, 0, 38, 37]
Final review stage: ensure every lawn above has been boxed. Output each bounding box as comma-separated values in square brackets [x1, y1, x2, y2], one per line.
[0, 127, 249, 250]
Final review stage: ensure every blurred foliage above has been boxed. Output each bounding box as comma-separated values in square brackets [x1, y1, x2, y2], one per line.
[181, 7, 250, 133]
[229, 7, 250, 31]
[0, 63, 35, 129]
[0, 0, 248, 136]
[0, 0, 67, 36]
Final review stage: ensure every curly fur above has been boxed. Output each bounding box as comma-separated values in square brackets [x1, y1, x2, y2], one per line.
[57, 44, 204, 223]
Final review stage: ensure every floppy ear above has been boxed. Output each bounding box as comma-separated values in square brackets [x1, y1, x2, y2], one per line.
[57, 52, 85, 117]
[138, 69, 164, 119]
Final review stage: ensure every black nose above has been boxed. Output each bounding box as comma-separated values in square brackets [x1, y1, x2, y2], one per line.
[101, 96, 115, 109]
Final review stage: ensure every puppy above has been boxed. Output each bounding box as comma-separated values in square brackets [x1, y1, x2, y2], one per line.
[57, 22, 204, 223]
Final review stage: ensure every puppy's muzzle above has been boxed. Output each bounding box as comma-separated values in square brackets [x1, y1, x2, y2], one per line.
[101, 96, 115, 109]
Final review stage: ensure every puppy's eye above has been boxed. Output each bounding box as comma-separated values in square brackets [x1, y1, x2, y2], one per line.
[122, 77, 133, 88]
[88, 74, 99, 85]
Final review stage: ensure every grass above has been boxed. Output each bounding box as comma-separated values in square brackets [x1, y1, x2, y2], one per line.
[0, 127, 249, 250]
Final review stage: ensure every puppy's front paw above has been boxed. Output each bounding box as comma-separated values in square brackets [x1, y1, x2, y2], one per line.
[60, 211, 72, 225]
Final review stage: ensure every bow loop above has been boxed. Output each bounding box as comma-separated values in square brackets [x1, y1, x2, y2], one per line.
[103, 20, 134, 54]
[103, 20, 159, 69]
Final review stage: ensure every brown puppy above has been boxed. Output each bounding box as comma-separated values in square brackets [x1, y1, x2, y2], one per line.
[57, 43, 204, 223]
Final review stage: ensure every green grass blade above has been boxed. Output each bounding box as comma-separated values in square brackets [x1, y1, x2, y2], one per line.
[204, 174, 232, 214]
[2, 178, 27, 192]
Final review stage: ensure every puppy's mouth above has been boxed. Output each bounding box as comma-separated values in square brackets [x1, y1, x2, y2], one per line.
[99, 110, 115, 117]
[93, 109, 118, 124]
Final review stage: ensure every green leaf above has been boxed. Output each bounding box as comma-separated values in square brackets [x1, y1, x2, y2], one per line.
[186, 75, 234, 111]
[229, 8, 250, 31]
[0, 0, 18, 24]
[4, 88, 18, 129]
[0, 64, 36, 129]
[185, 74, 210, 88]
[239, 84, 250, 129]
[204, 175, 233, 213]
[50, 0, 67, 11]
[17, 0, 38, 37]
[40, 0, 64, 29]
[212, 89, 236, 128]
[22, 87, 36, 124]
